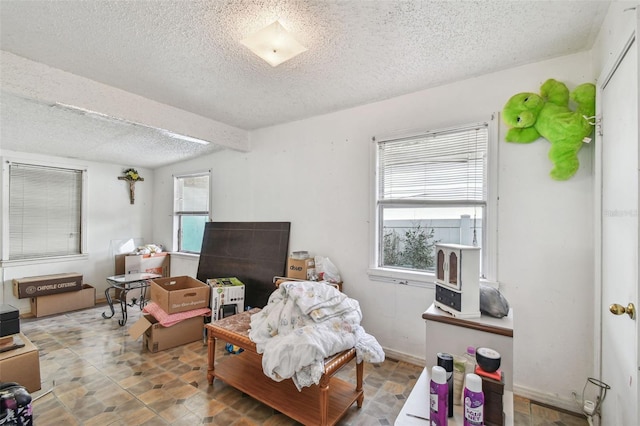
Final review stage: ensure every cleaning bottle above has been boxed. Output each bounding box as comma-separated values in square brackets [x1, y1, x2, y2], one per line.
[430, 365, 448, 426]
[463, 346, 477, 374]
[463, 373, 484, 426]
[452, 355, 466, 405]
[461, 346, 477, 404]
[437, 353, 454, 417]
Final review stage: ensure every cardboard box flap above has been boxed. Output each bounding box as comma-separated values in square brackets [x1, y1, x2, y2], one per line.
[129, 316, 153, 340]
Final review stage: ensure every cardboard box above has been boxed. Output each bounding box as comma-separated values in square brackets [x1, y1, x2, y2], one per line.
[207, 278, 245, 321]
[150, 276, 210, 314]
[286, 257, 316, 280]
[30, 284, 96, 318]
[119, 253, 170, 276]
[114, 254, 170, 303]
[129, 314, 203, 353]
[0, 333, 41, 393]
[13, 273, 83, 299]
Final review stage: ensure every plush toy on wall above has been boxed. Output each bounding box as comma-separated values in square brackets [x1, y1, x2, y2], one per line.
[502, 78, 596, 180]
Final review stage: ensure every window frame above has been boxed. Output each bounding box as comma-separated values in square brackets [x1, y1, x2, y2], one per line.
[368, 116, 498, 287]
[173, 170, 211, 254]
[1, 157, 88, 266]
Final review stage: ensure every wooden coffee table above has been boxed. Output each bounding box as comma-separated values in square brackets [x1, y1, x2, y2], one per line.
[206, 308, 364, 426]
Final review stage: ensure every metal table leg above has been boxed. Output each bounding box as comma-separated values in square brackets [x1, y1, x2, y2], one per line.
[139, 285, 147, 310]
[103, 274, 157, 327]
[118, 289, 129, 326]
[102, 287, 115, 319]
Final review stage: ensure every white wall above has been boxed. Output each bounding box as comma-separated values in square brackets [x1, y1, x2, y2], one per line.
[591, 1, 638, 80]
[152, 51, 596, 410]
[0, 150, 155, 311]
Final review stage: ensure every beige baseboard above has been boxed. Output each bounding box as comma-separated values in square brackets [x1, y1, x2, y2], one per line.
[513, 383, 584, 415]
[382, 347, 425, 367]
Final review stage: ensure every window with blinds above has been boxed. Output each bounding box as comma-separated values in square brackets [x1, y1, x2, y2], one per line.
[8, 162, 84, 260]
[174, 172, 210, 253]
[375, 123, 489, 274]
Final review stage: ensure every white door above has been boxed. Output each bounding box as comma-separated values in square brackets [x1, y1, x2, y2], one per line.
[599, 33, 639, 425]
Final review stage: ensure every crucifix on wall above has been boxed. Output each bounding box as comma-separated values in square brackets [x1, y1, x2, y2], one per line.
[118, 168, 144, 204]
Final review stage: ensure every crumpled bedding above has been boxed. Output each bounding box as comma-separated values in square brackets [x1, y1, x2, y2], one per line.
[248, 281, 385, 390]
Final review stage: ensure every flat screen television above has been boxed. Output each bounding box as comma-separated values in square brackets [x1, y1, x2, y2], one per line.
[196, 221, 290, 308]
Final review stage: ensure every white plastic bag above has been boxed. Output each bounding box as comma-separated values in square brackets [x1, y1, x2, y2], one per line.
[315, 256, 341, 283]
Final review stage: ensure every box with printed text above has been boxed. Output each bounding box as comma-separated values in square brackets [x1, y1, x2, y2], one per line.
[150, 276, 210, 314]
[207, 277, 245, 321]
[286, 257, 316, 280]
[13, 273, 83, 299]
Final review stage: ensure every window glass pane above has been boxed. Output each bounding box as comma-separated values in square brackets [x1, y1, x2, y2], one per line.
[376, 121, 490, 277]
[381, 206, 483, 273]
[180, 215, 207, 252]
[9, 163, 83, 260]
[176, 175, 209, 212]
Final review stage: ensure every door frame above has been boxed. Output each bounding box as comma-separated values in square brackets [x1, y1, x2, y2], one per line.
[593, 24, 638, 423]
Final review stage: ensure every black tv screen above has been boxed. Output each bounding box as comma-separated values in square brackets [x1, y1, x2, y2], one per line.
[196, 222, 290, 308]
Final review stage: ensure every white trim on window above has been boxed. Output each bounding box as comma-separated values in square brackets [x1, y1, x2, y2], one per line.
[173, 170, 211, 254]
[368, 115, 499, 285]
[1, 156, 88, 266]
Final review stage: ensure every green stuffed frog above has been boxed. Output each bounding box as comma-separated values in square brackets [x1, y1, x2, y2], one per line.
[502, 78, 596, 180]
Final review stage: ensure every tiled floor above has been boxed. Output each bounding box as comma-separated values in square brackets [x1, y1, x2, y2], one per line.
[17, 304, 587, 425]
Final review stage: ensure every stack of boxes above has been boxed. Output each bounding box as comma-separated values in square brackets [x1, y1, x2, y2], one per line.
[12, 273, 95, 317]
[129, 276, 211, 352]
[0, 305, 41, 393]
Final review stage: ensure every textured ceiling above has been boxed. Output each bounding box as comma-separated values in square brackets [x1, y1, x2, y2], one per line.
[0, 0, 611, 168]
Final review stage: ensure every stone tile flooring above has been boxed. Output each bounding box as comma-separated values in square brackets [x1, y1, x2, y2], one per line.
[18, 304, 587, 425]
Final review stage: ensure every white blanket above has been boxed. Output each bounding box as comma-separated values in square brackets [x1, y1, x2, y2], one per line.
[249, 281, 385, 390]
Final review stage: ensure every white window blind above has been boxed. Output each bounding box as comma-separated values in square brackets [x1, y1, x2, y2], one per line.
[9, 163, 83, 260]
[378, 124, 488, 204]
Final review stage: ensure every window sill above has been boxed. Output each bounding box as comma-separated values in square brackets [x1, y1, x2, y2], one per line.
[367, 267, 436, 288]
[0, 254, 89, 268]
[169, 252, 200, 259]
[367, 267, 499, 289]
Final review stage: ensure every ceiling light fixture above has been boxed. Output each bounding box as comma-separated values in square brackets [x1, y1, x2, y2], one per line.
[240, 20, 307, 67]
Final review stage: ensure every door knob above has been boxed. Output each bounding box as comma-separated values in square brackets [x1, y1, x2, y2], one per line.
[609, 303, 636, 320]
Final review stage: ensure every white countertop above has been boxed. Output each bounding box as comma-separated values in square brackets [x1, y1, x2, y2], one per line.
[395, 367, 513, 426]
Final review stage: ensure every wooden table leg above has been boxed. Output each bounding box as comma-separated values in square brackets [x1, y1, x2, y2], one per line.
[319, 374, 330, 426]
[356, 361, 364, 407]
[207, 331, 216, 385]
